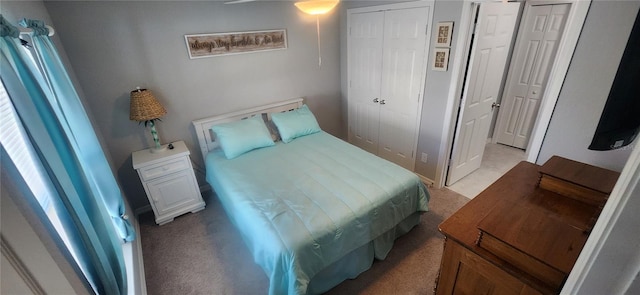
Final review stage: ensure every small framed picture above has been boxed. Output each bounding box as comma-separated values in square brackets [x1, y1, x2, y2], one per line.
[435, 21, 454, 47]
[432, 48, 450, 71]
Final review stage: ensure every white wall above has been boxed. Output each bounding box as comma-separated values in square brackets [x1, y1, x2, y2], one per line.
[580, 167, 640, 293]
[538, 2, 640, 292]
[563, 138, 640, 294]
[414, 0, 465, 180]
[43, 1, 342, 210]
[536, 0, 639, 171]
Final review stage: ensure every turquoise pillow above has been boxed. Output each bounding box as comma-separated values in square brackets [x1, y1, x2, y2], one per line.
[211, 115, 275, 159]
[271, 104, 321, 143]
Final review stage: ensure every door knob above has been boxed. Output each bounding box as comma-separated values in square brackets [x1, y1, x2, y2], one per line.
[491, 102, 500, 109]
[380, 99, 386, 105]
[533, 91, 538, 95]
[373, 98, 379, 103]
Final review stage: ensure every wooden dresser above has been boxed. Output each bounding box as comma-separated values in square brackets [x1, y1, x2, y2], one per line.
[436, 156, 619, 294]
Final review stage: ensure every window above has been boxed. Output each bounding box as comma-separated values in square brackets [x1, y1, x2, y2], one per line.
[0, 79, 92, 283]
[2, 22, 132, 293]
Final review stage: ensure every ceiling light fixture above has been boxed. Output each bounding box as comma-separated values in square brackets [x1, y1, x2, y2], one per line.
[294, 0, 339, 15]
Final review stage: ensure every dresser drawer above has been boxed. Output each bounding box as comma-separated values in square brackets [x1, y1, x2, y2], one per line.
[138, 157, 190, 181]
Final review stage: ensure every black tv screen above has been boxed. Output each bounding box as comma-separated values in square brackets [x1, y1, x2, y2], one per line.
[589, 10, 640, 151]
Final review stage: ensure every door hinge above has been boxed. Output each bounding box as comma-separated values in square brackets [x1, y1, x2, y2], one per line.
[425, 25, 429, 35]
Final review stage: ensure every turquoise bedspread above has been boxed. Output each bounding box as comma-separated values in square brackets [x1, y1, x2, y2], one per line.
[205, 131, 429, 295]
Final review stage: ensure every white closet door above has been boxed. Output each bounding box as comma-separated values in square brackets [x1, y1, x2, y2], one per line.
[447, 2, 521, 185]
[377, 7, 429, 170]
[348, 11, 384, 155]
[496, 4, 570, 149]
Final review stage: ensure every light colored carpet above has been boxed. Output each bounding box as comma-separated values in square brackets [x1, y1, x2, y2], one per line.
[139, 187, 469, 295]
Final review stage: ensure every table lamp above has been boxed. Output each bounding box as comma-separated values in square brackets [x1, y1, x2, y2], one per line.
[130, 87, 167, 153]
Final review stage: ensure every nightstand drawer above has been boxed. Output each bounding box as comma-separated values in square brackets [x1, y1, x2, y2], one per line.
[138, 157, 190, 181]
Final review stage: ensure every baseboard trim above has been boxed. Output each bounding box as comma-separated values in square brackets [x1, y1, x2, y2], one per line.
[133, 217, 147, 295]
[199, 184, 212, 192]
[134, 205, 152, 217]
[416, 173, 435, 188]
[1, 237, 45, 294]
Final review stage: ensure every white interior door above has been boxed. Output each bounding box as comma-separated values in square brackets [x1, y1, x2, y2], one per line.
[348, 11, 384, 155]
[377, 7, 429, 170]
[495, 4, 570, 149]
[447, 2, 521, 186]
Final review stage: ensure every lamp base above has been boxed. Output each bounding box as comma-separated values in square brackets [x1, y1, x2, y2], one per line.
[149, 145, 168, 153]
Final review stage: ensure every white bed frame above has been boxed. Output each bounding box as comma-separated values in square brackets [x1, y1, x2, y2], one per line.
[191, 98, 304, 160]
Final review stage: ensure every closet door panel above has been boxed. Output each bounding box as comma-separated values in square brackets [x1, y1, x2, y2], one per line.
[496, 4, 570, 148]
[348, 11, 384, 154]
[378, 7, 429, 170]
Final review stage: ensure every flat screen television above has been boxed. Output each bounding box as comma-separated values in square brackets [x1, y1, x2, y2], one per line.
[589, 10, 640, 151]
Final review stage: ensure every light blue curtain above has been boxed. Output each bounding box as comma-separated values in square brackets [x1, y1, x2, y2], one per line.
[1, 15, 131, 294]
[19, 18, 135, 242]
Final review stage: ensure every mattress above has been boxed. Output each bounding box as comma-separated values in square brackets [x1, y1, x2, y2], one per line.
[205, 131, 430, 294]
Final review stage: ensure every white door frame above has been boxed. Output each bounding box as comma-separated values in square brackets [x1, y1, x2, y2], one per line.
[347, 0, 435, 171]
[434, 0, 591, 188]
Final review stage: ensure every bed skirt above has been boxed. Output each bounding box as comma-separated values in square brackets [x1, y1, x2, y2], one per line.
[307, 212, 422, 294]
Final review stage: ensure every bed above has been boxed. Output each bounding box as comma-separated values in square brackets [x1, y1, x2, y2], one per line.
[192, 98, 430, 295]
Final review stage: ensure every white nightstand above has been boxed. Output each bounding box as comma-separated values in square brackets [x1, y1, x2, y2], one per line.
[132, 141, 205, 225]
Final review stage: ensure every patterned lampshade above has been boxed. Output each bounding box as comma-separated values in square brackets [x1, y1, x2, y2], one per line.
[129, 88, 167, 121]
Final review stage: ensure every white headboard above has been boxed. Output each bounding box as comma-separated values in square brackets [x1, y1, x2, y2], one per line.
[192, 98, 304, 160]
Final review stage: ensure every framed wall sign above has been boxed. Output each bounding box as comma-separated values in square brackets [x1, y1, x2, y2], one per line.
[432, 48, 450, 71]
[185, 29, 287, 59]
[435, 21, 454, 47]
